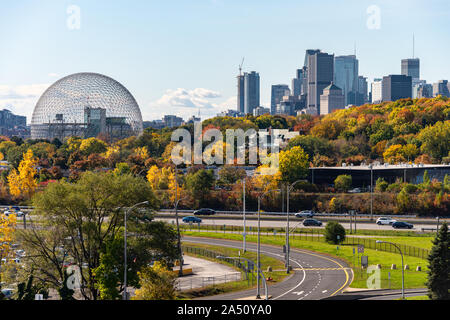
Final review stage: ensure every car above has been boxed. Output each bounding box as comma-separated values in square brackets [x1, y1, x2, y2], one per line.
[193, 208, 216, 216]
[11, 206, 21, 211]
[3, 210, 12, 216]
[392, 221, 414, 229]
[1, 289, 14, 299]
[16, 211, 24, 218]
[295, 210, 315, 218]
[182, 216, 202, 224]
[303, 219, 323, 227]
[349, 188, 362, 193]
[376, 217, 397, 225]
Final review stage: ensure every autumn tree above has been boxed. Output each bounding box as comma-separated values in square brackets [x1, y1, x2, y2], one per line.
[7, 149, 38, 199]
[278, 146, 309, 184]
[133, 261, 177, 300]
[0, 213, 16, 288]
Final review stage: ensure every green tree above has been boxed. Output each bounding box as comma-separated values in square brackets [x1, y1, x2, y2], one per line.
[185, 169, 215, 202]
[21, 172, 159, 300]
[324, 221, 346, 244]
[375, 178, 389, 192]
[334, 175, 352, 192]
[417, 121, 450, 160]
[426, 223, 449, 300]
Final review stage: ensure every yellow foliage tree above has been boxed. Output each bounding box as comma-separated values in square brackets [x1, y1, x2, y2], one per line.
[383, 144, 406, 164]
[7, 149, 38, 199]
[0, 214, 17, 282]
[133, 261, 177, 300]
[135, 146, 149, 159]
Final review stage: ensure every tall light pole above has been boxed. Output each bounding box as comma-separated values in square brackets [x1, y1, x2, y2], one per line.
[377, 240, 405, 299]
[286, 179, 307, 274]
[243, 178, 247, 253]
[369, 164, 374, 221]
[257, 188, 280, 299]
[174, 167, 185, 277]
[123, 200, 149, 300]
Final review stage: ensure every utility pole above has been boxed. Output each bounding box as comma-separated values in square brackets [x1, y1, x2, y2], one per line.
[243, 178, 246, 253]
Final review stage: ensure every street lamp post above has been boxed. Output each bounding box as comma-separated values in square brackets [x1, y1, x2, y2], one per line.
[243, 178, 247, 253]
[257, 189, 280, 299]
[123, 200, 149, 300]
[286, 179, 307, 274]
[369, 164, 374, 221]
[377, 240, 405, 299]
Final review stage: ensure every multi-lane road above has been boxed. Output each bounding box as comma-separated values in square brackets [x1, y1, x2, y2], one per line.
[158, 215, 439, 232]
[183, 236, 353, 300]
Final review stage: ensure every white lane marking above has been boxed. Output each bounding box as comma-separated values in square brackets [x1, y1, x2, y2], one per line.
[322, 290, 328, 293]
[292, 291, 304, 296]
[184, 238, 308, 300]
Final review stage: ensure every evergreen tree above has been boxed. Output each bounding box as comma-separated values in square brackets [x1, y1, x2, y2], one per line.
[426, 223, 450, 300]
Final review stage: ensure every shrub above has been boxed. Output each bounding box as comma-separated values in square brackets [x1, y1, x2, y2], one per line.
[324, 221, 346, 244]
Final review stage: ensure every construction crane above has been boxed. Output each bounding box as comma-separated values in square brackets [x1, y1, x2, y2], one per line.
[239, 57, 245, 76]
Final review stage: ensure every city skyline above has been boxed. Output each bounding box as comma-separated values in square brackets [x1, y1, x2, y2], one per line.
[1, 0, 450, 123]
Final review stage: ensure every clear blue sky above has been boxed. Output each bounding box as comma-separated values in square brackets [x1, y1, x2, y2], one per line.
[1, 0, 449, 122]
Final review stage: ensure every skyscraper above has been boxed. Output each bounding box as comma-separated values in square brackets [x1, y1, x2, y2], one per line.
[271, 84, 290, 115]
[334, 55, 359, 105]
[291, 69, 303, 97]
[371, 78, 383, 103]
[433, 80, 450, 97]
[307, 51, 334, 115]
[401, 58, 420, 81]
[237, 74, 245, 113]
[357, 76, 368, 105]
[382, 75, 412, 102]
[320, 83, 345, 115]
[244, 71, 260, 115]
[301, 50, 321, 97]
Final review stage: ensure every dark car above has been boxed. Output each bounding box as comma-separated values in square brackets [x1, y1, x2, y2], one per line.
[392, 221, 414, 229]
[303, 219, 323, 227]
[182, 216, 202, 224]
[194, 208, 216, 216]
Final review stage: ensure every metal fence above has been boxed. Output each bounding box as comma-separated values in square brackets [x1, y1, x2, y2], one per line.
[179, 246, 254, 291]
[180, 225, 430, 260]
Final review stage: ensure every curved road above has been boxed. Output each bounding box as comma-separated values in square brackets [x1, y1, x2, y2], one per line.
[183, 236, 353, 300]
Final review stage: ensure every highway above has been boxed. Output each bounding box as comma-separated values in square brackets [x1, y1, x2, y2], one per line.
[183, 236, 353, 300]
[158, 216, 436, 232]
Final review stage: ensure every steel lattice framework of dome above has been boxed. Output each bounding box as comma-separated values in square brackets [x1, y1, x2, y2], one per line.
[31, 72, 143, 140]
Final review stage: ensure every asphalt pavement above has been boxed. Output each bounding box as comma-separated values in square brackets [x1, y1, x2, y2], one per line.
[183, 236, 353, 300]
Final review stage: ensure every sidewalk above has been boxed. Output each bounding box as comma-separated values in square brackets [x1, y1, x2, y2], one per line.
[176, 255, 241, 291]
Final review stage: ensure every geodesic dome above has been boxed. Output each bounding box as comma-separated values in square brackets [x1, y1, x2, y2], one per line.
[31, 72, 143, 140]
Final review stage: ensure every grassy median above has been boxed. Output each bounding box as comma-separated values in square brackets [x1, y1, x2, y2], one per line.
[182, 231, 429, 290]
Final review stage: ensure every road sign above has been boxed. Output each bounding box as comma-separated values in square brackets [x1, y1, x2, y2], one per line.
[361, 256, 369, 268]
[35, 294, 44, 300]
[358, 245, 365, 254]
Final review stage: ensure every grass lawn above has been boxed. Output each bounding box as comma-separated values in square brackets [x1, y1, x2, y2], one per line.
[182, 231, 429, 290]
[402, 295, 430, 300]
[376, 236, 434, 250]
[177, 242, 289, 299]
